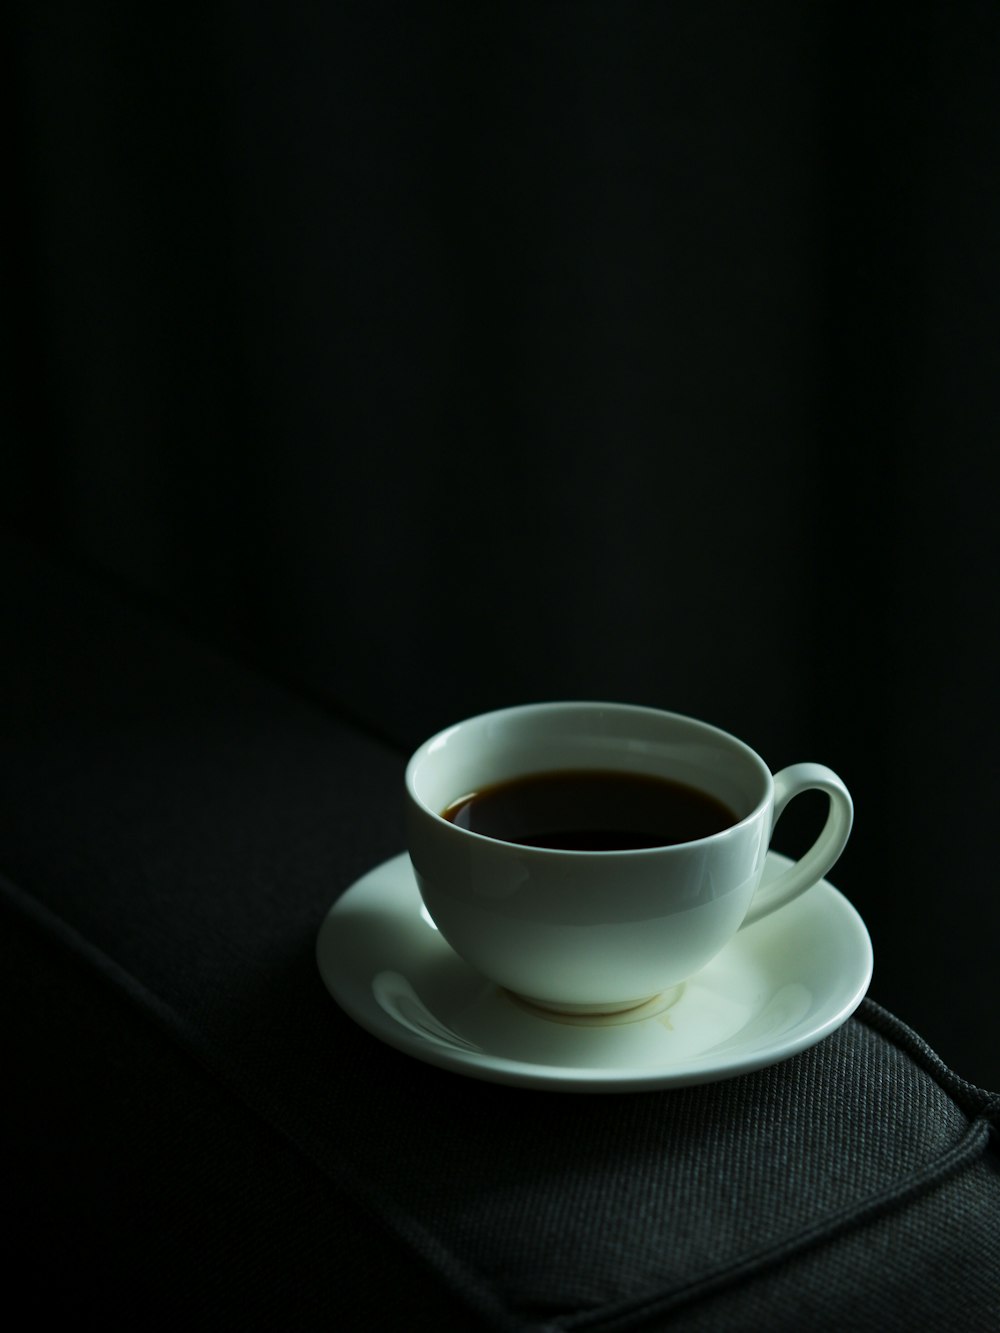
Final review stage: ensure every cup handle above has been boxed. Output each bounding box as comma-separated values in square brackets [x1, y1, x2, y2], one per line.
[740, 763, 854, 928]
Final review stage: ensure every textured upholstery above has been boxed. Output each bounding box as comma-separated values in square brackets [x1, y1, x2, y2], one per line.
[3, 539, 998, 1330]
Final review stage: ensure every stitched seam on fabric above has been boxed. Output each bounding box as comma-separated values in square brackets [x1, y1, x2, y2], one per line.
[556, 1112, 995, 1333]
[855, 998, 1000, 1116]
[0, 871, 524, 1333]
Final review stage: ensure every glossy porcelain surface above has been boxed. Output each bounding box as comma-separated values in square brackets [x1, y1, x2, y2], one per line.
[315, 852, 874, 1092]
[405, 702, 853, 1010]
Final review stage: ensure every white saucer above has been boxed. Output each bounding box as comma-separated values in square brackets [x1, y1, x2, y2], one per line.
[316, 852, 873, 1092]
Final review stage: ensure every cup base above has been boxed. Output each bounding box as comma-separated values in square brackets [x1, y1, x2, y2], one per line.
[505, 985, 685, 1027]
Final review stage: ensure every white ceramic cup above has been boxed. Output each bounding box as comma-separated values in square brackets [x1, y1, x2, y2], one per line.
[405, 702, 853, 1014]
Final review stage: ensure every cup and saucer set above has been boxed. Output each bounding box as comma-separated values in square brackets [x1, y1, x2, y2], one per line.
[316, 703, 873, 1093]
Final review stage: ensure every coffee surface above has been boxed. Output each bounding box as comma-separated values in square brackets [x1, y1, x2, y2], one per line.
[440, 769, 737, 851]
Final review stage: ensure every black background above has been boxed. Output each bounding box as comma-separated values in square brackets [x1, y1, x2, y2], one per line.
[5, 3, 999, 1086]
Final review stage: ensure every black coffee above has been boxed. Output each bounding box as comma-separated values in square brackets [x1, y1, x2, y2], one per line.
[441, 769, 737, 851]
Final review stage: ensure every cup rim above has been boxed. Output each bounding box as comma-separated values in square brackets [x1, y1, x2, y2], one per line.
[404, 700, 773, 857]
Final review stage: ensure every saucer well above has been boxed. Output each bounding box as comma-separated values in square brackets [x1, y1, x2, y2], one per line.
[315, 852, 873, 1092]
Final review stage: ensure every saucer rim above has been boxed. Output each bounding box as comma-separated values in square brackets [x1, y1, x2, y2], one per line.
[316, 852, 874, 1093]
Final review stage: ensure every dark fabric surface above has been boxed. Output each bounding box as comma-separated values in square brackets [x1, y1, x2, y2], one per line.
[6, 2, 1000, 1087]
[3, 908, 493, 1333]
[2, 539, 998, 1330]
